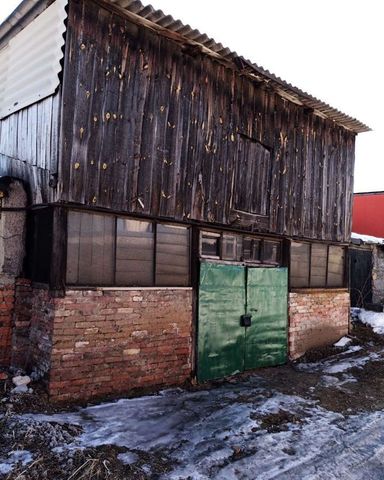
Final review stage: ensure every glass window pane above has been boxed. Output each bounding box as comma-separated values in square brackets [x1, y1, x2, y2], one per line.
[243, 237, 260, 262]
[327, 246, 345, 287]
[201, 232, 220, 257]
[67, 211, 115, 285]
[310, 243, 327, 287]
[116, 218, 154, 286]
[290, 242, 310, 288]
[263, 240, 280, 264]
[156, 224, 190, 286]
[222, 234, 243, 261]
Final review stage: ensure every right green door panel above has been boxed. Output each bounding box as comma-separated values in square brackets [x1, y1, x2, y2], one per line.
[198, 262, 246, 382]
[245, 267, 288, 369]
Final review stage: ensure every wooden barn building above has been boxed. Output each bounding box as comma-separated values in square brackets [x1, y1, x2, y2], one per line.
[0, 0, 369, 401]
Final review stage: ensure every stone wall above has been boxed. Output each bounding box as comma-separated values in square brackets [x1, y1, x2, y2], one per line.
[288, 290, 350, 359]
[0, 178, 27, 368]
[0, 277, 15, 367]
[48, 288, 193, 402]
[12, 280, 55, 378]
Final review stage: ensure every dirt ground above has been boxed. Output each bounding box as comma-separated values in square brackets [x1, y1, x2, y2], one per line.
[1, 321, 384, 480]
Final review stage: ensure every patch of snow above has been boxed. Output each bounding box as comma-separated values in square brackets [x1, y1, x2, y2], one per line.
[11, 384, 29, 394]
[0, 450, 33, 475]
[324, 353, 380, 374]
[297, 350, 381, 374]
[355, 308, 384, 334]
[141, 464, 152, 474]
[321, 374, 357, 388]
[12, 375, 31, 386]
[344, 346, 363, 354]
[117, 452, 138, 465]
[334, 336, 352, 348]
[352, 232, 384, 245]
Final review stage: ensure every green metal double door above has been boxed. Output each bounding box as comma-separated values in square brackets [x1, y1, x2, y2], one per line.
[198, 262, 288, 382]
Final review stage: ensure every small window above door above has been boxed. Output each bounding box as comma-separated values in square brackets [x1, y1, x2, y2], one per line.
[200, 230, 281, 266]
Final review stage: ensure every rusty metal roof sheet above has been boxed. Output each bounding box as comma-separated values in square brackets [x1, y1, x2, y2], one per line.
[0, 0, 370, 133]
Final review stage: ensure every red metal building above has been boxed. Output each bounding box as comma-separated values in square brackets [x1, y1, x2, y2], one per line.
[353, 192, 384, 237]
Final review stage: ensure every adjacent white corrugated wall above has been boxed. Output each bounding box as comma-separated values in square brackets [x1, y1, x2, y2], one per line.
[0, 0, 67, 119]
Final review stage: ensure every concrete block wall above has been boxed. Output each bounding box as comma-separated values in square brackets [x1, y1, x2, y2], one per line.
[288, 290, 350, 359]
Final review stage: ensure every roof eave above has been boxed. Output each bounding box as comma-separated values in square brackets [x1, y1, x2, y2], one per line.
[0, 0, 47, 50]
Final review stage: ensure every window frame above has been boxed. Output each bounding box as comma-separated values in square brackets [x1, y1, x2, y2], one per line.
[289, 240, 347, 290]
[200, 231, 221, 259]
[66, 210, 191, 288]
[200, 229, 282, 266]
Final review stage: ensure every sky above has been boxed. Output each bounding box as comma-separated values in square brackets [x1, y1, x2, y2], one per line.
[0, 0, 382, 192]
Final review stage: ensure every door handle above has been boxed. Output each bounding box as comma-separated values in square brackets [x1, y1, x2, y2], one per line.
[250, 308, 258, 312]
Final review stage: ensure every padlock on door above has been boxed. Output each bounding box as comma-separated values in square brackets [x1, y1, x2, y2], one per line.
[240, 314, 252, 327]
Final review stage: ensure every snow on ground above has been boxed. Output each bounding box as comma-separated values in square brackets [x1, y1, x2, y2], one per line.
[13, 346, 384, 480]
[0, 450, 33, 475]
[296, 345, 380, 375]
[4, 334, 384, 478]
[334, 336, 352, 348]
[26, 385, 346, 479]
[353, 308, 384, 334]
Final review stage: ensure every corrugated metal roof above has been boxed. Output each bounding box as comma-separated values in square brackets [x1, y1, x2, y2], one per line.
[0, 0, 370, 133]
[107, 0, 370, 134]
[0, 0, 67, 119]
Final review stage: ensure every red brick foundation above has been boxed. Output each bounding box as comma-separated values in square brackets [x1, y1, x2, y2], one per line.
[49, 288, 193, 401]
[0, 278, 15, 367]
[288, 289, 350, 359]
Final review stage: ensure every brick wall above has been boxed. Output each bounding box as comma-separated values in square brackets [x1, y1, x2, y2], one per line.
[0, 277, 15, 367]
[289, 289, 350, 359]
[49, 288, 193, 402]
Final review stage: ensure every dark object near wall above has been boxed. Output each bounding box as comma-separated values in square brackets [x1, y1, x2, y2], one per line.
[349, 248, 373, 307]
[28, 207, 53, 283]
[365, 303, 383, 312]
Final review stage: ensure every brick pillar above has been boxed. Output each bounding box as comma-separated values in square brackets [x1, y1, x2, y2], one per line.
[288, 289, 350, 359]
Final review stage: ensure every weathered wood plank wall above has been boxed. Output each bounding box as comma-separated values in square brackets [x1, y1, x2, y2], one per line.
[60, 0, 355, 242]
[0, 92, 61, 203]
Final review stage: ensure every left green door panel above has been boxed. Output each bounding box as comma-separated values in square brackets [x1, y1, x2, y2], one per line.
[245, 267, 288, 369]
[197, 262, 246, 382]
